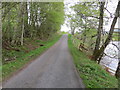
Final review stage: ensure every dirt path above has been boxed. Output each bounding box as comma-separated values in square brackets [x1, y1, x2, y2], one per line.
[3, 35, 85, 88]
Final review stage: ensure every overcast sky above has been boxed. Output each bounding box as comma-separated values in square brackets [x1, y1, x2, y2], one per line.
[61, 0, 119, 32]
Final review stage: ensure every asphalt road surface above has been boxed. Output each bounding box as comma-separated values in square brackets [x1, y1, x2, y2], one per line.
[3, 35, 85, 88]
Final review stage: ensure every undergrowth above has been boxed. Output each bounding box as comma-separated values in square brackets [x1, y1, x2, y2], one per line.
[68, 34, 118, 88]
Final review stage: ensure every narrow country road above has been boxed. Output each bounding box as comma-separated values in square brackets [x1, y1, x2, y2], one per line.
[3, 35, 85, 88]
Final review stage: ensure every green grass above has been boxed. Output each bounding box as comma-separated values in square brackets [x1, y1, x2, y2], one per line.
[2, 35, 62, 81]
[112, 33, 119, 41]
[68, 34, 118, 88]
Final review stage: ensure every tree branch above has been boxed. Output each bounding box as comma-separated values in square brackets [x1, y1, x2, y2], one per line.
[104, 52, 118, 59]
[104, 7, 113, 18]
[111, 43, 120, 51]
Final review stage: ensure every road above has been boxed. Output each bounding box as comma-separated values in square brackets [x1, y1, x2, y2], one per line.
[3, 35, 85, 88]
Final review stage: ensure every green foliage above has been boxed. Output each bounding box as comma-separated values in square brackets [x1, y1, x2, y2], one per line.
[41, 2, 64, 36]
[2, 2, 64, 45]
[61, 31, 68, 34]
[68, 34, 118, 88]
[2, 2, 65, 65]
[67, 2, 99, 51]
[72, 31, 97, 54]
[72, 2, 99, 18]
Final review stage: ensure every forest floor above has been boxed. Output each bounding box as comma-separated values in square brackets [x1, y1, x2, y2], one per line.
[2, 34, 62, 82]
[3, 35, 84, 88]
[68, 34, 118, 88]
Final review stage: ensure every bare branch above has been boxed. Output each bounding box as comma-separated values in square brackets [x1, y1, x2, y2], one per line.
[111, 43, 120, 51]
[104, 53, 118, 59]
[104, 7, 113, 18]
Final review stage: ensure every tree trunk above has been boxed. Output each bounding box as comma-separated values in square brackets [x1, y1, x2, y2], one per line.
[21, 2, 25, 46]
[71, 26, 75, 35]
[0, 2, 2, 83]
[21, 17, 24, 46]
[71, 30, 74, 35]
[93, 2, 105, 58]
[24, 2, 29, 38]
[11, 26, 17, 45]
[115, 61, 120, 78]
[93, 1, 120, 61]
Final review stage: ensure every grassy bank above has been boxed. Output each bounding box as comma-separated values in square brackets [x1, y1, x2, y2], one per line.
[68, 34, 118, 88]
[2, 34, 62, 81]
[112, 33, 119, 41]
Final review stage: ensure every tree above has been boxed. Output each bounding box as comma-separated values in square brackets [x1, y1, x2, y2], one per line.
[2, 2, 64, 46]
[92, 1, 120, 62]
[70, 2, 99, 48]
[20, 2, 25, 45]
[115, 60, 120, 78]
[2, 2, 64, 63]
[93, 1, 105, 57]
[67, 15, 77, 35]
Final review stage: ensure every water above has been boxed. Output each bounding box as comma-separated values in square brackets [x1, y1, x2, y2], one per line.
[100, 41, 119, 75]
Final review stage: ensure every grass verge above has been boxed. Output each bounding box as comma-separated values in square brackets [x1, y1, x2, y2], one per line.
[2, 34, 62, 81]
[68, 34, 118, 88]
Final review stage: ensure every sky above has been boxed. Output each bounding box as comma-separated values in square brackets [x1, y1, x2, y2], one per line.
[61, 0, 119, 32]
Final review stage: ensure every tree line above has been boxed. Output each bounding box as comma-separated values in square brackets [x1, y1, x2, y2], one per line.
[2, 2, 64, 47]
[68, 1, 120, 78]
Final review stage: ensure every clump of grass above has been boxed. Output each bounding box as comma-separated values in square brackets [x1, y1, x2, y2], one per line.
[68, 34, 118, 88]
